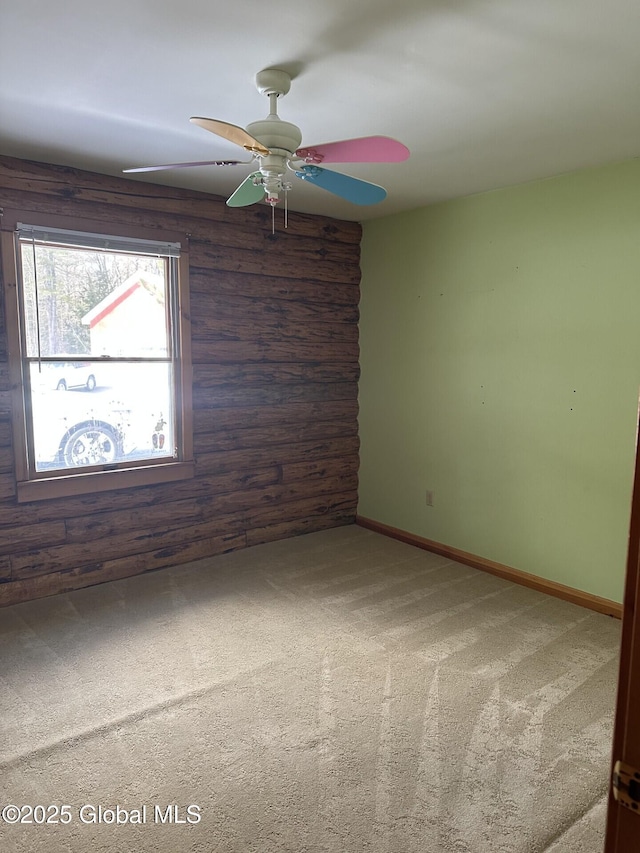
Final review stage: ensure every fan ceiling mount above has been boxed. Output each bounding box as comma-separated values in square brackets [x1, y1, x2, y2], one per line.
[124, 69, 410, 215]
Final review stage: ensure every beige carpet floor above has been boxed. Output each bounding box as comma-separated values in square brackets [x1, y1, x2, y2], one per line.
[0, 525, 620, 852]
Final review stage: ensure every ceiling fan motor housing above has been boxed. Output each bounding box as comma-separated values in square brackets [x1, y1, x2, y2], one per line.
[245, 117, 302, 155]
[247, 69, 302, 203]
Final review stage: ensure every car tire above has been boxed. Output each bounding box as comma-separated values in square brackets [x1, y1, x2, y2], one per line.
[56, 380, 67, 391]
[86, 375, 96, 391]
[61, 423, 119, 467]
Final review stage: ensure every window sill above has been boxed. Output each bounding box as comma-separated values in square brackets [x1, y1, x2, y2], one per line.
[16, 461, 195, 503]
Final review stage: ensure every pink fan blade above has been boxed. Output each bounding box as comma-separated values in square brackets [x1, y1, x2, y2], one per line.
[296, 136, 409, 164]
[124, 160, 248, 173]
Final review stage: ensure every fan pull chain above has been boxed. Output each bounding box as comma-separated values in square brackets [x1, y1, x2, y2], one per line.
[271, 202, 275, 235]
[284, 188, 288, 229]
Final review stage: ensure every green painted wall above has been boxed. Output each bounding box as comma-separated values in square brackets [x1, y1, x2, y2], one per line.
[359, 158, 640, 603]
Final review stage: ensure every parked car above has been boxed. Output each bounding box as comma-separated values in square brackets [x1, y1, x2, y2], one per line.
[33, 361, 97, 392]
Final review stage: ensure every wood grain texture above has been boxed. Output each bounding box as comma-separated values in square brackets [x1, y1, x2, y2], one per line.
[0, 155, 361, 604]
[0, 157, 361, 244]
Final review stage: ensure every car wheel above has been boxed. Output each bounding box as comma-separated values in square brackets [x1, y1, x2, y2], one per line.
[62, 423, 119, 467]
[56, 380, 67, 391]
[86, 375, 96, 391]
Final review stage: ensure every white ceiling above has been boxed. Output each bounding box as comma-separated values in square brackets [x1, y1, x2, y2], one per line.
[1, 0, 639, 222]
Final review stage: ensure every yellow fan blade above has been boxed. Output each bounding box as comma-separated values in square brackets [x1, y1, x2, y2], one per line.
[190, 117, 269, 156]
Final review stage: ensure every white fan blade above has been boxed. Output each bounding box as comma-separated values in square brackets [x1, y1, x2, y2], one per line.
[124, 160, 250, 173]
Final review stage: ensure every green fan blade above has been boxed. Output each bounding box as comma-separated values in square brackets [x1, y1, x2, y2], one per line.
[226, 173, 264, 207]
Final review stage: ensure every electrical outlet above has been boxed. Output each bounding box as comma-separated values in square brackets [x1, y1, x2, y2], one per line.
[425, 490, 434, 507]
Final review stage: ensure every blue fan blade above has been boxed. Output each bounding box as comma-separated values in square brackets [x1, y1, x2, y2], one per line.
[294, 165, 386, 205]
[227, 173, 264, 207]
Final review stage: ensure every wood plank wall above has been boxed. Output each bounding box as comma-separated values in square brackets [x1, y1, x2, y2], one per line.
[0, 156, 361, 606]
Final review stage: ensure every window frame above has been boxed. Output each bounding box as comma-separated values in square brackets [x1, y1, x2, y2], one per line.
[1, 209, 194, 502]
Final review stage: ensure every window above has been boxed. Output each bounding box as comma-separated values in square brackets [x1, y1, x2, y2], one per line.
[1, 211, 193, 501]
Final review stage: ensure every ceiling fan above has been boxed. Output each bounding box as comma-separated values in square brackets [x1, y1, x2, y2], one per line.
[124, 69, 409, 215]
